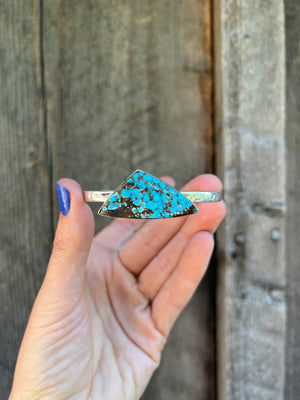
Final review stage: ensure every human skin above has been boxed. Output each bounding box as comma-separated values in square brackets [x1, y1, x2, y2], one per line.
[9, 174, 226, 400]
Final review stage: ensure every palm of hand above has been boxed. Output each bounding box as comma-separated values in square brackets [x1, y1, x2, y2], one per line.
[19, 239, 161, 400]
[83, 240, 165, 399]
[11, 175, 225, 400]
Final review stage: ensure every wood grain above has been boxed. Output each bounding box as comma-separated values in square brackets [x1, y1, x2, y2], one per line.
[0, 0, 214, 396]
[0, 1, 52, 398]
[2, 1, 299, 399]
[43, 1, 214, 399]
[285, 1, 300, 398]
[214, 0, 286, 399]
[42, 0, 212, 230]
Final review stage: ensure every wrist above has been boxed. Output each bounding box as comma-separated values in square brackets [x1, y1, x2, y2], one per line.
[9, 390, 20, 400]
[9, 383, 29, 400]
[9, 389, 33, 400]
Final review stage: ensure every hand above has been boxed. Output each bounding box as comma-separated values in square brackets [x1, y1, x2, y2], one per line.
[10, 174, 226, 400]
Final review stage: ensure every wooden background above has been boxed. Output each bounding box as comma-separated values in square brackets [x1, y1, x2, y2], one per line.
[0, 1, 299, 399]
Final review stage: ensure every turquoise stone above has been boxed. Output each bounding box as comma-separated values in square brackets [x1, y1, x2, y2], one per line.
[99, 170, 197, 219]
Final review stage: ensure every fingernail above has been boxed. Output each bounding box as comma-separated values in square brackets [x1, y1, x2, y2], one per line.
[56, 182, 70, 216]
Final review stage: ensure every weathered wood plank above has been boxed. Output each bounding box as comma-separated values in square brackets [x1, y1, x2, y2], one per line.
[142, 266, 217, 400]
[43, 0, 212, 231]
[284, 1, 300, 398]
[0, 2, 52, 398]
[214, 1, 286, 399]
[43, 1, 214, 398]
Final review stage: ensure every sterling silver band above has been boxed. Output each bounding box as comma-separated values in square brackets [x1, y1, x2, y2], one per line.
[83, 191, 222, 204]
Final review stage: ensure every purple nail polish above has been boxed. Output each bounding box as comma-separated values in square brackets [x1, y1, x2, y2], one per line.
[56, 182, 70, 216]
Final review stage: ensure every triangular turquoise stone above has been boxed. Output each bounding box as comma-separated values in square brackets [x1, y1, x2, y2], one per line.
[99, 170, 197, 219]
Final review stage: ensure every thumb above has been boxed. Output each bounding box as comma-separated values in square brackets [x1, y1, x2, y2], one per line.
[45, 178, 95, 290]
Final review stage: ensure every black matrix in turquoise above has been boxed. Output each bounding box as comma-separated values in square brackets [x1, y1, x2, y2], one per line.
[99, 170, 197, 219]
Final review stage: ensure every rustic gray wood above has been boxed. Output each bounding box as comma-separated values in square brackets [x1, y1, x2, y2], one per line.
[2, 1, 299, 399]
[143, 266, 217, 399]
[42, 1, 214, 399]
[0, 1, 52, 398]
[285, 1, 300, 398]
[214, 0, 286, 399]
[0, 1, 215, 397]
[42, 0, 213, 228]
